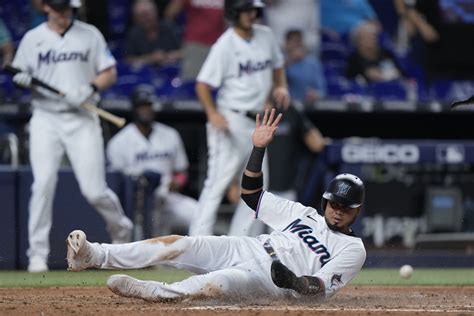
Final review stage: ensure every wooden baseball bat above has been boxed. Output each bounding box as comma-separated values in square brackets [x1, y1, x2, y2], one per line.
[3, 65, 126, 128]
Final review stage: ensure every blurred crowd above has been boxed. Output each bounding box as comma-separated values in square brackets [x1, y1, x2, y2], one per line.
[1, 0, 474, 108]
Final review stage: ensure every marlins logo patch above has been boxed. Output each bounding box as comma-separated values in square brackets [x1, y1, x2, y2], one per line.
[330, 273, 343, 288]
[336, 183, 350, 196]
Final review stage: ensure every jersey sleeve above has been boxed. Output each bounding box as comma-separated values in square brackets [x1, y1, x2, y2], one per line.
[91, 27, 116, 73]
[172, 130, 189, 172]
[196, 41, 226, 88]
[256, 191, 314, 231]
[12, 32, 33, 73]
[313, 242, 366, 298]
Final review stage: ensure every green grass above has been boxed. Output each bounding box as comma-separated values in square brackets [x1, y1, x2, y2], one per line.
[0, 267, 192, 288]
[0, 268, 472, 288]
[353, 268, 474, 286]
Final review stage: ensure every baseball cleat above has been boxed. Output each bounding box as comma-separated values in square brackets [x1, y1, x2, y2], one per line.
[28, 256, 48, 273]
[107, 274, 164, 302]
[66, 230, 100, 271]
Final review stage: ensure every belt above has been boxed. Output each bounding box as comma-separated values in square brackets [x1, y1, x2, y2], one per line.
[263, 239, 279, 261]
[230, 109, 258, 120]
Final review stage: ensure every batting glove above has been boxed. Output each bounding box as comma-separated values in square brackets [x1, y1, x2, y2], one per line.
[271, 261, 323, 296]
[65, 84, 94, 108]
[12, 72, 32, 88]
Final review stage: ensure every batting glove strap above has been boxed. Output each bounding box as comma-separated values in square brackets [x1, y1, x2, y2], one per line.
[242, 173, 263, 191]
[13, 72, 32, 88]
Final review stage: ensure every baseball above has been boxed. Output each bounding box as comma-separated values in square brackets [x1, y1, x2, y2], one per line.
[399, 265, 413, 279]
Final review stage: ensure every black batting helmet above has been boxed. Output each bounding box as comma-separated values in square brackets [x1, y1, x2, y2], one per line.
[224, 0, 265, 22]
[131, 85, 155, 109]
[43, 0, 81, 10]
[321, 173, 365, 211]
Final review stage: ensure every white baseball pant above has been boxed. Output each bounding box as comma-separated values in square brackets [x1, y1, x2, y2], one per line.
[27, 109, 132, 262]
[189, 109, 268, 236]
[92, 235, 286, 299]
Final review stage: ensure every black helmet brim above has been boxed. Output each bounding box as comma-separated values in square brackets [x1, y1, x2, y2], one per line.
[322, 192, 362, 209]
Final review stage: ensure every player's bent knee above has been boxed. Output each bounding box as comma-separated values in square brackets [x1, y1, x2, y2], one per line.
[147, 235, 184, 245]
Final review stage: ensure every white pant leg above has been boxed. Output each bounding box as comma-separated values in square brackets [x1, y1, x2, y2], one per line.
[64, 114, 132, 241]
[141, 267, 280, 300]
[96, 235, 261, 272]
[228, 145, 270, 237]
[165, 192, 197, 230]
[190, 111, 255, 236]
[96, 235, 282, 299]
[27, 111, 65, 261]
[150, 191, 197, 237]
[189, 124, 244, 235]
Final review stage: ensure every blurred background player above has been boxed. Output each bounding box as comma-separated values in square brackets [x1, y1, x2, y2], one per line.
[124, 0, 182, 68]
[107, 86, 197, 237]
[10, 0, 133, 272]
[164, 0, 225, 80]
[189, 0, 290, 236]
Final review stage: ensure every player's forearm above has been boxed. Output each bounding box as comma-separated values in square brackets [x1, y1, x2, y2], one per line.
[1, 43, 14, 66]
[273, 68, 287, 89]
[241, 146, 265, 210]
[196, 82, 218, 117]
[304, 128, 326, 153]
[92, 66, 117, 91]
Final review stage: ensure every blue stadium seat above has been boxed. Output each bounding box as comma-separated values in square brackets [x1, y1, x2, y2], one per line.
[326, 76, 365, 98]
[368, 80, 408, 101]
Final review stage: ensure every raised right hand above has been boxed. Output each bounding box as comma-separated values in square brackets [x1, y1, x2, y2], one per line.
[252, 108, 282, 148]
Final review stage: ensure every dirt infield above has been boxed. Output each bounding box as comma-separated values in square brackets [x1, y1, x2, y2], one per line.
[0, 286, 473, 315]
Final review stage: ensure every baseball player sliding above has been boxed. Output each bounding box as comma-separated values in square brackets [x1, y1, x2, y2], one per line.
[106, 86, 198, 237]
[66, 109, 366, 301]
[11, 0, 133, 272]
[189, 0, 290, 236]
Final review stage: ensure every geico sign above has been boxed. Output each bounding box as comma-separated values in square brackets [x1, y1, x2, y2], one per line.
[342, 144, 420, 163]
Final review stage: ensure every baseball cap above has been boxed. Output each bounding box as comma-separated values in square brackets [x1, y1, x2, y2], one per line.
[131, 86, 156, 108]
[43, 0, 81, 10]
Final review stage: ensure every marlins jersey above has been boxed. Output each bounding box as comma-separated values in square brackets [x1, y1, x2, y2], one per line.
[197, 24, 284, 112]
[12, 20, 116, 112]
[106, 122, 189, 188]
[257, 191, 366, 297]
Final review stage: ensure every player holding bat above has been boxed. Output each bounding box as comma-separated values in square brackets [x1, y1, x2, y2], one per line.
[11, 0, 133, 272]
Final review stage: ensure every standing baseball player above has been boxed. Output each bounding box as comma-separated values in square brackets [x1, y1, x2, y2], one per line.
[11, 0, 133, 272]
[106, 86, 197, 237]
[66, 108, 366, 302]
[189, 0, 290, 236]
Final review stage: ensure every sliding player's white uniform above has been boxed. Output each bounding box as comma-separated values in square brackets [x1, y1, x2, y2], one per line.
[73, 191, 366, 300]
